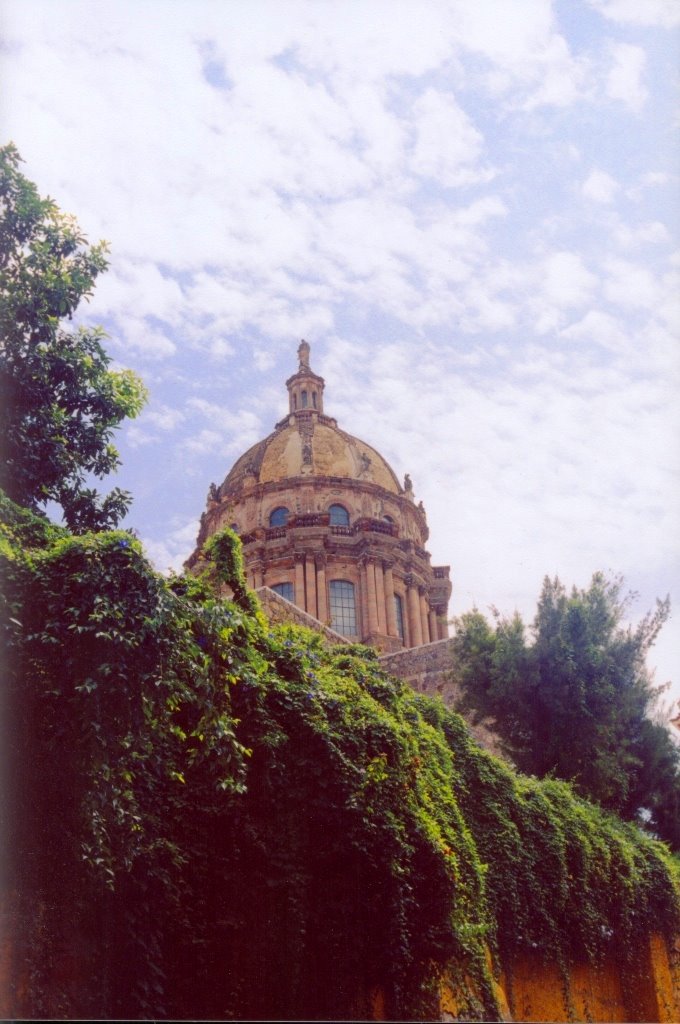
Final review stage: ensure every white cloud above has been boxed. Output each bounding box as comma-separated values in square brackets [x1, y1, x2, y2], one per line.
[582, 169, 618, 204]
[410, 89, 491, 187]
[541, 250, 598, 310]
[560, 310, 629, 352]
[119, 318, 177, 360]
[588, 0, 680, 29]
[613, 220, 670, 248]
[603, 258, 662, 309]
[639, 171, 672, 188]
[89, 261, 186, 324]
[605, 42, 647, 112]
[451, 0, 586, 108]
[143, 518, 200, 574]
[146, 405, 185, 431]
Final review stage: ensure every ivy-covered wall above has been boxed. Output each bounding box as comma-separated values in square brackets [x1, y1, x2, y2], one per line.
[1, 499, 679, 1021]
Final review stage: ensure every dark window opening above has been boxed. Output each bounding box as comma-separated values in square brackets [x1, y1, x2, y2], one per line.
[302, 390, 308, 408]
[269, 507, 289, 527]
[272, 582, 294, 602]
[329, 504, 350, 527]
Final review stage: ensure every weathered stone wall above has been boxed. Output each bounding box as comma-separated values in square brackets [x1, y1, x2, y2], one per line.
[255, 586, 347, 644]
[380, 639, 503, 756]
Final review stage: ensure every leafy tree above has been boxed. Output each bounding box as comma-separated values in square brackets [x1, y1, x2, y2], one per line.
[0, 142, 146, 531]
[452, 572, 680, 847]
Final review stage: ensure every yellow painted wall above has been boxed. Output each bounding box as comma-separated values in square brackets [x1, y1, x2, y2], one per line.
[435, 932, 679, 1023]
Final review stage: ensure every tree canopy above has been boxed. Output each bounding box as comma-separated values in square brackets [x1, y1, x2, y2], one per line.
[0, 142, 146, 531]
[452, 572, 680, 848]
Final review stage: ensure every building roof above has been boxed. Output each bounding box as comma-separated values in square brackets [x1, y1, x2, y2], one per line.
[219, 342, 403, 499]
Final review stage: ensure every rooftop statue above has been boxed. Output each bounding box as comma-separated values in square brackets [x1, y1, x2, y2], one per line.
[298, 339, 311, 369]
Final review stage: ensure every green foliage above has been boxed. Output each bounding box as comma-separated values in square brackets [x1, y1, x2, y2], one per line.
[452, 573, 680, 848]
[3, 514, 679, 1021]
[424, 705, 679, 977]
[0, 142, 147, 531]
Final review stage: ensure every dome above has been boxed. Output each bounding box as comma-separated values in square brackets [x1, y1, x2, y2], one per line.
[220, 421, 401, 499]
[190, 342, 451, 653]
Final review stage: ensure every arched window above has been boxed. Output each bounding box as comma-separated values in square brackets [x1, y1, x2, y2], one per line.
[329, 504, 350, 527]
[271, 582, 294, 603]
[301, 390, 308, 408]
[329, 580, 357, 637]
[269, 507, 289, 527]
[394, 594, 405, 641]
[312, 391, 317, 409]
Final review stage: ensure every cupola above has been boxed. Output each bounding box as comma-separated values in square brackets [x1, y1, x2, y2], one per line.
[286, 340, 325, 415]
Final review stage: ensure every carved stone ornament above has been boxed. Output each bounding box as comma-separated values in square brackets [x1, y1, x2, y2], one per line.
[298, 339, 310, 368]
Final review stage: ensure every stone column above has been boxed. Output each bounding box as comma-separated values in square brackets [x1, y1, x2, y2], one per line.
[306, 553, 317, 619]
[294, 554, 305, 611]
[406, 576, 423, 647]
[315, 553, 328, 625]
[429, 607, 438, 644]
[374, 560, 387, 634]
[358, 561, 368, 639]
[363, 557, 379, 636]
[438, 608, 449, 640]
[384, 561, 398, 638]
[420, 589, 430, 644]
[251, 560, 264, 589]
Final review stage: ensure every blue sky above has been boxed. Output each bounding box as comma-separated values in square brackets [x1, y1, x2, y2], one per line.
[2, 0, 679, 708]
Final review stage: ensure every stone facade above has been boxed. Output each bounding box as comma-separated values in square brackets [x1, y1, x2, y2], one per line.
[379, 640, 503, 755]
[189, 342, 451, 653]
[255, 586, 347, 645]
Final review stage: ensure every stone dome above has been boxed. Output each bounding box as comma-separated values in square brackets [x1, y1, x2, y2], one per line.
[220, 421, 401, 499]
[190, 342, 451, 653]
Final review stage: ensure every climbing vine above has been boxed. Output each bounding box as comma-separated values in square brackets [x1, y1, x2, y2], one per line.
[2, 498, 679, 1021]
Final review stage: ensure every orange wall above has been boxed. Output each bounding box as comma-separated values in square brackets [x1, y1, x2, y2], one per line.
[438, 932, 680, 1023]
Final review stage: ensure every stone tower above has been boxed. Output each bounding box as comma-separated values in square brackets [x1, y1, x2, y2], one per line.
[188, 343, 451, 652]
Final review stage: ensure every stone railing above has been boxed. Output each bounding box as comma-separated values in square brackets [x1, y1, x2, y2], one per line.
[353, 517, 397, 536]
[256, 587, 347, 645]
[290, 513, 330, 529]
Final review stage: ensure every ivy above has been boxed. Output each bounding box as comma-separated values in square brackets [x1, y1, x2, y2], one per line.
[2, 499, 679, 1021]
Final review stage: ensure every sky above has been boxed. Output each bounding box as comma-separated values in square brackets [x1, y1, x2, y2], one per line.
[2, 0, 679, 709]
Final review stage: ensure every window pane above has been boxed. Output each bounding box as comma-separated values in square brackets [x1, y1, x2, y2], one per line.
[271, 582, 294, 602]
[329, 579, 357, 637]
[269, 507, 289, 527]
[329, 504, 350, 527]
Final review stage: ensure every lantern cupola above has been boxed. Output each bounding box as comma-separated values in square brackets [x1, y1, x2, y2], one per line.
[286, 340, 325, 416]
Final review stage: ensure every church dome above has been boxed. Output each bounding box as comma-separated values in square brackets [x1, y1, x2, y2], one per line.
[190, 342, 451, 653]
[221, 421, 401, 498]
[217, 339, 400, 500]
